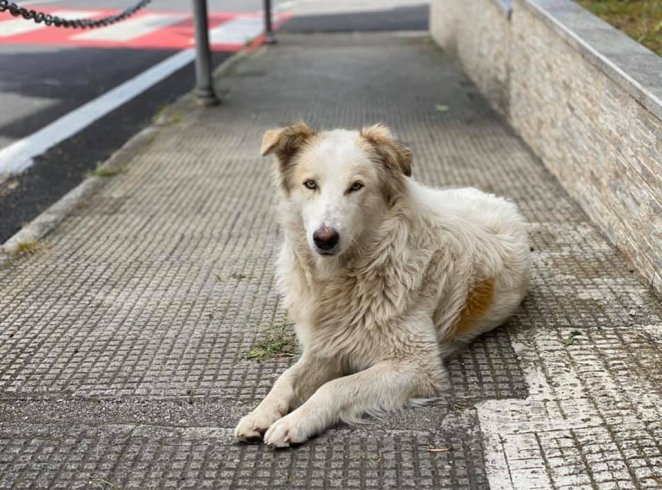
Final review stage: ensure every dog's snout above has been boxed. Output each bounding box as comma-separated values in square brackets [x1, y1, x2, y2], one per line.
[313, 226, 340, 251]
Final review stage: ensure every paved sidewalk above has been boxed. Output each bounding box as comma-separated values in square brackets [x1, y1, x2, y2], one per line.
[1, 33, 661, 489]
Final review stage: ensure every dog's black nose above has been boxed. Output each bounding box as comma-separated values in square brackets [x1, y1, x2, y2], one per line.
[313, 227, 339, 251]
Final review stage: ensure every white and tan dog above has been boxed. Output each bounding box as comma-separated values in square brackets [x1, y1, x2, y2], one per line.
[235, 123, 531, 447]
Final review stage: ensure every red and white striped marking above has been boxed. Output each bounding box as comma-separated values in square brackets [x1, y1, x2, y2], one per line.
[0, 9, 292, 175]
[0, 10, 290, 51]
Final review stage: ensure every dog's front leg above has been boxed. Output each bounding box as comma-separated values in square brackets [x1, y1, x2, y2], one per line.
[263, 360, 441, 447]
[234, 354, 340, 441]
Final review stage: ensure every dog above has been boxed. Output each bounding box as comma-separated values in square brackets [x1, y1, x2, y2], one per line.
[234, 123, 531, 447]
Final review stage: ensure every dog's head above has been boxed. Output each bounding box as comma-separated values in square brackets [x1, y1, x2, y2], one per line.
[261, 122, 412, 258]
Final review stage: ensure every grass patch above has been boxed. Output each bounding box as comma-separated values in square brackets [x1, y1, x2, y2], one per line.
[14, 240, 45, 255]
[87, 163, 121, 178]
[153, 107, 183, 126]
[245, 323, 297, 361]
[576, 0, 662, 55]
[168, 111, 182, 124]
[562, 330, 583, 346]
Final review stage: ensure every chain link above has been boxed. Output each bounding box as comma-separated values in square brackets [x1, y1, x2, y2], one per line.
[0, 0, 152, 29]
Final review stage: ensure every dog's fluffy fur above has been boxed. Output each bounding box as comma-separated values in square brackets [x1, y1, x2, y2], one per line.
[234, 123, 531, 447]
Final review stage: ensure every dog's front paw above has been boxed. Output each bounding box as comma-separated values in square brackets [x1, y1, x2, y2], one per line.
[234, 409, 281, 442]
[263, 415, 308, 448]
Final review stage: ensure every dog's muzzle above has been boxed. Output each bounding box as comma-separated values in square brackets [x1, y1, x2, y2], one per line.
[313, 226, 339, 255]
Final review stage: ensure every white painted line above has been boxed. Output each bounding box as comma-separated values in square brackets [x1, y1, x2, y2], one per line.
[0, 10, 97, 37]
[208, 17, 263, 45]
[0, 49, 195, 176]
[73, 13, 185, 42]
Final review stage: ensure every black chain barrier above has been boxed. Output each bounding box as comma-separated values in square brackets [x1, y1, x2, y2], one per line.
[0, 0, 152, 29]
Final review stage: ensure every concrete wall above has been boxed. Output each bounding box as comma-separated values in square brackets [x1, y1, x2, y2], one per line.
[430, 0, 662, 291]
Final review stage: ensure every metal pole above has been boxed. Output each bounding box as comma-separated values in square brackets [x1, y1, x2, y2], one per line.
[192, 0, 219, 106]
[263, 0, 276, 44]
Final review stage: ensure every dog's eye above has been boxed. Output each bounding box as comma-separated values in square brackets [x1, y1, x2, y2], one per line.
[303, 179, 318, 190]
[349, 182, 364, 192]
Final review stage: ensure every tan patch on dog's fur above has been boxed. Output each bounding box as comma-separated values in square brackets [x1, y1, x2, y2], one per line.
[451, 278, 495, 338]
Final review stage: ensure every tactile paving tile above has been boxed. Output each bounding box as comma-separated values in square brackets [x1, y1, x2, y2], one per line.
[0, 33, 661, 488]
[0, 418, 487, 489]
[0, 35, 528, 404]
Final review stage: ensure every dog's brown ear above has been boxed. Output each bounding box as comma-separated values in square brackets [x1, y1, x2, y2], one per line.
[360, 124, 412, 177]
[260, 122, 317, 161]
[261, 122, 317, 194]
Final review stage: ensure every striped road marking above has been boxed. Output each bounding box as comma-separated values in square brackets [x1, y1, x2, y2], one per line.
[208, 17, 264, 46]
[0, 10, 97, 37]
[0, 10, 290, 49]
[0, 10, 292, 175]
[73, 13, 186, 42]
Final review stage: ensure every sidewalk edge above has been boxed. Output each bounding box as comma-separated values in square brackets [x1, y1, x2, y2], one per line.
[0, 46, 259, 260]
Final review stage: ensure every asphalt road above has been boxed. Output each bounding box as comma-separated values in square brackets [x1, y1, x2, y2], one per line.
[0, 0, 428, 242]
[0, 0, 285, 241]
[283, 4, 428, 32]
[0, 0, 277, 145]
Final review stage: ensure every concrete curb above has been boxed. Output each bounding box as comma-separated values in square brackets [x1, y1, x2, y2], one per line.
[521, 0, 662, 121]
[0, 125, 158, 259]
[0, 46, 259, 261]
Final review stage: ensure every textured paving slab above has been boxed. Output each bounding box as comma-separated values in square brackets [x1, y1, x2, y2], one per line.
[0, 33, 661, 489]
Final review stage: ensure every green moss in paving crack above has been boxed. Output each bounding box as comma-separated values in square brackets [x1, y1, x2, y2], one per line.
[87, 163, 122, 178]
[245, 324, 298, 361]
[0, 257, 14, 271]
[153, 107, 183, 126]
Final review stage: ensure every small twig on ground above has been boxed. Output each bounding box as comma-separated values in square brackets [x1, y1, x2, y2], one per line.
[428, 447, 451, 453]
[88, 475, 119, 488]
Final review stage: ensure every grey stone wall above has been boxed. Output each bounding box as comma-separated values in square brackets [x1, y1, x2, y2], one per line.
[430, 0, 662, 292]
